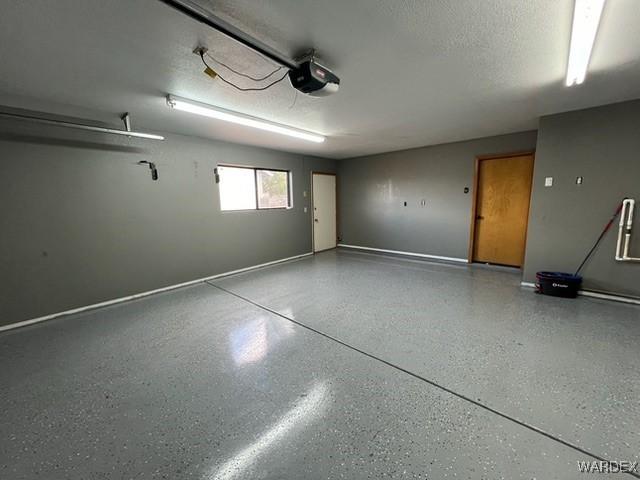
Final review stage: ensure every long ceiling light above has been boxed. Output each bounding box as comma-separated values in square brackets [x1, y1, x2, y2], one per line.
[566, 0, 607, 86]
[166, 95, 325, 143]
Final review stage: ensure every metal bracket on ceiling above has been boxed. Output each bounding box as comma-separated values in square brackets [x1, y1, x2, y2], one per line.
[294, 49, 317, 64]
[121, 113, 132, 133]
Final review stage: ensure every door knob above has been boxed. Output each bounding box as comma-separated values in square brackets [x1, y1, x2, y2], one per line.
[476, 215, 484, 220]
[314, 219, 319, 222]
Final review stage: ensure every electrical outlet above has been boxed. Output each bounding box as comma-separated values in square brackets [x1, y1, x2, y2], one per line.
[193, 46, 208, 56]
[545, 177, 553, 187]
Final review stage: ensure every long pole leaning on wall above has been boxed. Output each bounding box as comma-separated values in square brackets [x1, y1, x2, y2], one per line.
[0, 111, 164, 141]
[616, 198, 640, 262]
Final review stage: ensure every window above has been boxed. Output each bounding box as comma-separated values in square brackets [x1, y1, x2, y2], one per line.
[218, 166, 257, 211]
[217, 166, 291, 211]
[256, 169, 289, 209]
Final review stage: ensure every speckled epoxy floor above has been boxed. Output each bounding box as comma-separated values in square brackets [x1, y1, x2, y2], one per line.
[1, 249, 638, 479]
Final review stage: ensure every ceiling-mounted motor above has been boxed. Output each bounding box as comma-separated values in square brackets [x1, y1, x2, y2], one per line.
[288, 58, 340, 97]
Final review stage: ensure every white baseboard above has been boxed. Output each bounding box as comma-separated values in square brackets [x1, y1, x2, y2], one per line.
[0, 252, 313, 333]
[520, 281, 640, 305]
[338, 243, 469, 264]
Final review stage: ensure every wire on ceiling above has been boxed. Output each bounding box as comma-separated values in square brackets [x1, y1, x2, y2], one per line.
[204, 51, 284, 82]
[288, 90, 298, 110]
[199, 52, 289, 92]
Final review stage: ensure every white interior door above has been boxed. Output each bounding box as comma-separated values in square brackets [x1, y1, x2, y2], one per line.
[312, 173, 337, 252]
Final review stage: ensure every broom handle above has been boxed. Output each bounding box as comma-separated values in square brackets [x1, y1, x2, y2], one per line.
[574, 201, 625, 276]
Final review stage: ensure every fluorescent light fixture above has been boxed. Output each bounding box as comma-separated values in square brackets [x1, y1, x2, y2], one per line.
[566, 0, 606, 86]
[166, 95, 325, 143]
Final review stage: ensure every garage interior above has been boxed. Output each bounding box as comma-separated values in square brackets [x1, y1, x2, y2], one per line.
[1, 1, 639, 478]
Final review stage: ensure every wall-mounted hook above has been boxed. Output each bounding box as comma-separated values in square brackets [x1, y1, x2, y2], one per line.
[138, 160, 158, 181]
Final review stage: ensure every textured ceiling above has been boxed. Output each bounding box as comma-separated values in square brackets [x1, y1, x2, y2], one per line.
[0, 0, 639, 158]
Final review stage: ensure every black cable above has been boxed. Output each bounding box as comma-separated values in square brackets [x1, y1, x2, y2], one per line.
[205, 51, 283, 82]
[200, 53, 289, 92]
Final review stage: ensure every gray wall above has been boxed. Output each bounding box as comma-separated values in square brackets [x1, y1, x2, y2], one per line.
[523, 100, 640, 297]
[0, 118, 335, 326]
[337, 131, 538, 259]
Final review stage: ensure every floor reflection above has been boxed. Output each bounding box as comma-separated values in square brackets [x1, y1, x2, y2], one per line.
[208, 382, 329, 480]
[229, 315, 295, 366]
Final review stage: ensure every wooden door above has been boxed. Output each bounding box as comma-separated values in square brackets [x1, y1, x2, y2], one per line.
[312, 173, 337, 252]
[472, 154, 534, 267]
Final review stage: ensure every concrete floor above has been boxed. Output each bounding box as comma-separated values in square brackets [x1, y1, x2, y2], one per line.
[1, 249, 638, 479]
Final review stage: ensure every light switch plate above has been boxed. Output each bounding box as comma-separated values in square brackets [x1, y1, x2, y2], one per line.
[545, 177, 553, 187]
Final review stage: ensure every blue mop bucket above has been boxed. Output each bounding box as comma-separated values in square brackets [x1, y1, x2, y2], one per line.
[535, 272, 582, 298]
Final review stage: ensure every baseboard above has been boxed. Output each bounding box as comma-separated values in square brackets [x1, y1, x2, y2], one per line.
[0, 252, 314, 333]
[520, 281, 640, 306]
[338, 243, 469, 264]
